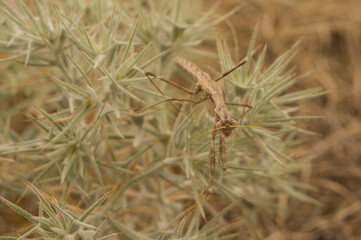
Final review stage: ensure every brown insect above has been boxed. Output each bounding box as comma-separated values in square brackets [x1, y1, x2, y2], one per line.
[118, 57, 252, 185]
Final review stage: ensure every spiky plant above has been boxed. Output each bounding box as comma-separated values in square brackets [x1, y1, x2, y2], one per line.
[0, 0, 323, 239]
[0, 183, 113, 239]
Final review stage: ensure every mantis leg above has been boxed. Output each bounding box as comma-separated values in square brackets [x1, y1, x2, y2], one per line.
[225, 102, 253, 120]
[145, 72, 181, 112]
[219, 131, 227, 171]
[209, 122, 217, 184]
[208, 115, 221, 184]
[213, 44, 262, 82]
[145, 72, 200, 95]
[117, 98, 202, 120]
[214, 59, 247, 82]
[225, 102, 252, 109]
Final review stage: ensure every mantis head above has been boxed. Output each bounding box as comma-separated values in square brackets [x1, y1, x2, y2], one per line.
[216, 118, 238, 137]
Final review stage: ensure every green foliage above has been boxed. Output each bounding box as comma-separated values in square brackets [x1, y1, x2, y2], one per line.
[0, 0, 322, 239]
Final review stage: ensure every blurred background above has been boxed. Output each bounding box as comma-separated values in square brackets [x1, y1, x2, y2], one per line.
[217, 0, 361, 239]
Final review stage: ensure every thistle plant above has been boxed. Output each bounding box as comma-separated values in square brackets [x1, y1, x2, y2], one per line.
[0, 0, 323, 239]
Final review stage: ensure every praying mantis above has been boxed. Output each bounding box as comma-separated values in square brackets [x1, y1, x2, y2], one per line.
[118, 56, 252, 185]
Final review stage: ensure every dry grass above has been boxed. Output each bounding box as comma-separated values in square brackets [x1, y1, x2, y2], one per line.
[217, 0, 361, 239]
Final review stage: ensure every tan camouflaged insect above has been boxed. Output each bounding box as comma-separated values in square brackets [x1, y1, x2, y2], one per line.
[118, 57, 252, 185]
